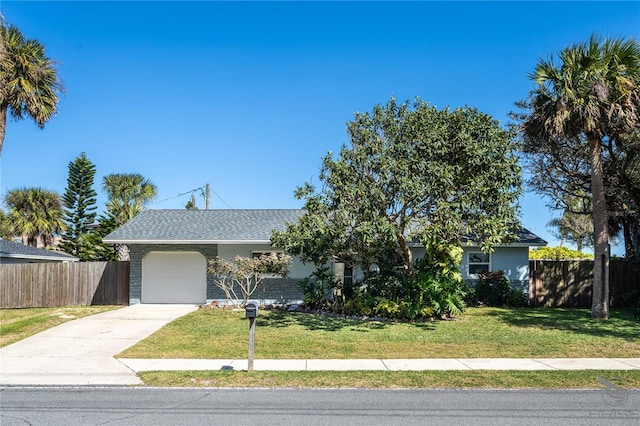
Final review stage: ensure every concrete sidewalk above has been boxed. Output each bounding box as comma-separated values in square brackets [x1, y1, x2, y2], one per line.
[0, 304, 198, 386]
[120, 357, 640, 372]
[2, 304, 639, 387]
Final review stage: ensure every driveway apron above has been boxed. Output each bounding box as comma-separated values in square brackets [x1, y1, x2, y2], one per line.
[0, 304, 198, 386]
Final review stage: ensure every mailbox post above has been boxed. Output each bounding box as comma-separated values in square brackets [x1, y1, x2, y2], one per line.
[245, 301, 259, 372]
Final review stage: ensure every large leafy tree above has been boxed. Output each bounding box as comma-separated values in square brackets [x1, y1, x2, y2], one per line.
[102, 173, 157, 260]
[0, 20, 62, 156]
[518, 35, 640, 319]
[59, 152, 98, 260]
[3, 187, 65, 247]
[272, 98, 522, 278]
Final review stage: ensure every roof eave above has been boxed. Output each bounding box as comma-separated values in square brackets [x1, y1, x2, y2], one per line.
[0, 253, 79, 261]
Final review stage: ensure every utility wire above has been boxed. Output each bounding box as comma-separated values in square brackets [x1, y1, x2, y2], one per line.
[151, 184, 233, 209]
[211, 188, 233, 209]
[151, 186, 205, 206]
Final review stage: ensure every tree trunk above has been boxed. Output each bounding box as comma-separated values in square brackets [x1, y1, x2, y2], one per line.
[396, 232, 414, 276]
[589, 137, 609, 319]
[116, 244, 130, 261]
[0, 104, 7, 156]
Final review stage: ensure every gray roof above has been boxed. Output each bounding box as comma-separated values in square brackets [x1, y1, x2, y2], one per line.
[513, 227, 547, 246]
[103, 209, 546, 247]
[103, 209, 306, 244]
[460, 227, 547, 247]
[0, 239, 79, 262]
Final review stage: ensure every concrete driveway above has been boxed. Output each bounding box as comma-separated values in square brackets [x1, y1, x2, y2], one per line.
[0, 304, 198, 386]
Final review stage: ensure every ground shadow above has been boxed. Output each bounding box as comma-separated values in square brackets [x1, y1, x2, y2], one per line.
[484, 308, 640, 342]
[257, 310, 436, 332]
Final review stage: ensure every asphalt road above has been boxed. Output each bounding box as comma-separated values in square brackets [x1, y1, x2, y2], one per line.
[1, 387, 639, 425]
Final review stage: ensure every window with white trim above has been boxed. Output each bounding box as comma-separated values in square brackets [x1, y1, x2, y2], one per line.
[251, 251, 286, 278]
[251, 251, 284, 259]
[468, 252, 490, 277]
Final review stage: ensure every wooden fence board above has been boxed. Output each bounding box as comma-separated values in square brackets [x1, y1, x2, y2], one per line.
[529, 259, 640, 308]
[0, 262, 130, 308]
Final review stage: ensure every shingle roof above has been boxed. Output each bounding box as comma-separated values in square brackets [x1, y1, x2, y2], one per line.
[513, 227, 547, 246]
[462, 228, 547, 247]
[0, 239, 79, 262]
[460, 227, 547, 247]
[102, 209, 306, 244]
[102, 209, 547, 247]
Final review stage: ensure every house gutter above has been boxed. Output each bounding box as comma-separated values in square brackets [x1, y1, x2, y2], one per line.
[0, 254, 79, 262]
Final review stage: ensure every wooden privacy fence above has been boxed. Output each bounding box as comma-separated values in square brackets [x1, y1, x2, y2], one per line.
[0, 262, 129, 308]
[529, 259, 640, 308]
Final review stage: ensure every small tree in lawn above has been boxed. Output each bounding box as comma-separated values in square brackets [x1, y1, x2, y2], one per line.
[208, 256, 241, 302]
[208, 253, 292, 306]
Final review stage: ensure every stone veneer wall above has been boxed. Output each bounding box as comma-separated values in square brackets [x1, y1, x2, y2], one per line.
[128, 244, 218, 305]
[207, 277, 303, 306]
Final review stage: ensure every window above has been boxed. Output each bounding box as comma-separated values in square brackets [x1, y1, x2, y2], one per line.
[343, 266, 353, 288]
[251, 251, 286, 277]
[251, 251, 284, 259]
[468, 252, 490, 277]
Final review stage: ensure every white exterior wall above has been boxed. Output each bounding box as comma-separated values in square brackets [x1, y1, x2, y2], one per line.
[217, 243, 316, 279]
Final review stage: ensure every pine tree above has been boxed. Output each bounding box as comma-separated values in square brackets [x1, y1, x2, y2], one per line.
[59, 152, 97, 259]
[81, 212, 118, 261]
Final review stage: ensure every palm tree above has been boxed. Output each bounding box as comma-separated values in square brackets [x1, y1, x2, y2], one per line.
[521, 35, 640, 319]
[0, 20, 62, 156]
[102, 173, 157, 260]
[547, 195, 594, 252]
[3, 187, 65, 247]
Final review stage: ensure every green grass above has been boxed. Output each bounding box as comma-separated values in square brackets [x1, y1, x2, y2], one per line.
[0, 305, 122, 347]
[118, 307, 640, 359]
[140, 370, 640, 389]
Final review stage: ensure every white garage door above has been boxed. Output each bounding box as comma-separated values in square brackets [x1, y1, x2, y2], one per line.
[142, 251, 206, 304]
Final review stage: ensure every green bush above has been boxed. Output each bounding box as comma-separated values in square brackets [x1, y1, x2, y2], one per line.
[299, 239, 468, 320]
[298, 266, 337, 309]
[529, 246, 593, 260]
[354, 240, 467, 319]
[473, 270, 527, 307]
[620, 290, 640, 321]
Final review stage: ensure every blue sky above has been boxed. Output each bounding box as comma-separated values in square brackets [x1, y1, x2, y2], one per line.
[1, 1, 639, 255]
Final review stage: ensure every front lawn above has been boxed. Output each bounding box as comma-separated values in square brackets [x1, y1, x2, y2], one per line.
[0, 306, 122, 347]
[118, 307, 640, 359]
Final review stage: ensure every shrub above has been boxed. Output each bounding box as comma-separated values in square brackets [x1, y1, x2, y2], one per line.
[298, 266, 337, 309]
[473, 270, 526, 307]
[300, 239, 468, 320]
[356, 240, 467, 319]
[620, 290, 640, 321]
[529, 246, 593, 260]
